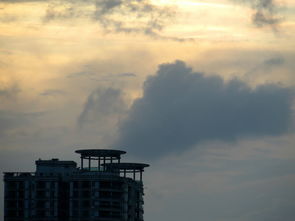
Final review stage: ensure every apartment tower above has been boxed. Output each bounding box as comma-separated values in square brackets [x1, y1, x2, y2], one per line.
[4, 149, 149, 221]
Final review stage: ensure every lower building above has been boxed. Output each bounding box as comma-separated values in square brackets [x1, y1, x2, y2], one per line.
[4, 149, 149, 221]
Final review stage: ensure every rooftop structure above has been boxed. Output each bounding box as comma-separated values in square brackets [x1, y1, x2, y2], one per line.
[104, 163, 149, 182]
[75, 149, 126, 172]
[4, 149, 149, 221]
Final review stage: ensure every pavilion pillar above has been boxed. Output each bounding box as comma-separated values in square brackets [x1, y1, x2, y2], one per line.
[140, 170, 143, 182]
[103, 157, 106, 171]
[88, 156, 91, 170]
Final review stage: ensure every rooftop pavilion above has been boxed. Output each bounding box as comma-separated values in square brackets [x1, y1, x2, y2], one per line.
[104, 162, 149, 182]
[75, 149, 126, 171]
[75, 149, 149, 181]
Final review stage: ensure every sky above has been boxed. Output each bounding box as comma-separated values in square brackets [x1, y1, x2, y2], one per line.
[0, 0, 295, 220]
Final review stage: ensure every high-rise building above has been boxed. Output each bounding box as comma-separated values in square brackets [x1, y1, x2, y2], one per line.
[3, 149, 149, 221]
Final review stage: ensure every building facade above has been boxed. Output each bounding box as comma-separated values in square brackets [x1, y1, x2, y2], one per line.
[4, 149, 149, 221]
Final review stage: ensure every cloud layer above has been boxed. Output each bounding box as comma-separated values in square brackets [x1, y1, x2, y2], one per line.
[115, 60, 293, 159]
[0, 0, 286, 37]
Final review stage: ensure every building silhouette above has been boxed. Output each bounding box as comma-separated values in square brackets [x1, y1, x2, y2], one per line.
[4, 149, 149, 221]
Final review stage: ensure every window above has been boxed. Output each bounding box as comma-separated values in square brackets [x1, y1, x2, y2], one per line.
[82, 191, 90, 198]
[72, 200, 79, 208]
[73, 181, 79, 188]
[82, 210, 89, 216]
[73, 191, 79, 198]
[36, 181, 46, 189]
[36, 200, 45, 208]
[6, 200, 17, 208]
[100, 181, 111, 188]
[36, 191, 46, 198]
[82, 181, 90, 188]
[82, 200, 90, 207]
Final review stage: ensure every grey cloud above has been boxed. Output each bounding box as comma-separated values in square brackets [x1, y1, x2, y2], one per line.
[93, 0, 176, 37]
[67, 70, 136, 83]
[43, 5, 76, 22]
[0, 0, 84, 22]
[0, 14, 19, 23]
[232, 0, 283, 29]
[1, 0, 285, 33]
[42, 0, 95, 22]
[78, 87, 127, 128]
[115, 60, 294, 159]
[0, 111, 23, 137]
[0, 88, 19, 97]
[67, 71, 96, 78]
[0, 111, 43, 138]
[0, 85, 19, 98]
[244, 55, 285, 77]
[39, 89, 65, 96]
[13, 0, 176, 38]
[102, 72, 137, 80]
[0, 0, 89, 3]
[116, 73, 136, 78]
[11, 0, 177, 39]
[0, 0, 43, 2]
[94, 0, 122, 15]
[264, 56, 284, 66]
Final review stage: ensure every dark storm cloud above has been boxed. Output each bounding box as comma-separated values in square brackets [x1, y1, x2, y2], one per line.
[78, 87, 127, 128]
[115, 60, 294, 159]
[232, 0, 283, 29]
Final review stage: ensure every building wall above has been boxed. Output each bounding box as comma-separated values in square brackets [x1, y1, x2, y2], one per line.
[4, 174, 60, 221]
[68, 175, 144, 221]
[4, 171, 145, 221]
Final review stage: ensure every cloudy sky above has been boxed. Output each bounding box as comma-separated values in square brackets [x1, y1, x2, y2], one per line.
[1, 0, 295, 220]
